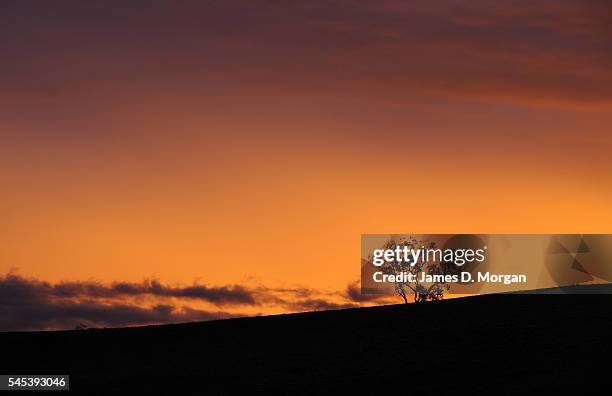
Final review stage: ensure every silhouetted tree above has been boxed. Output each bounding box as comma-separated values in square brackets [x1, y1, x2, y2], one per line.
[374, 236, 450, 303]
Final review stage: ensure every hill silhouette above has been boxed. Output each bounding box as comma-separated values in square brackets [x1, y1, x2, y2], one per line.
[2, 285, 611, 394]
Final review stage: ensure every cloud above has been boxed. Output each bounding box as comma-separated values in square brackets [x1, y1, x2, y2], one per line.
[345, 280, 394, 303]
[0, 273, 255, 306]
[57, 279, 256, 306]
[0, 274, 382, 331]
[2, 0, 611, 115]
[0, 273, 243, 331]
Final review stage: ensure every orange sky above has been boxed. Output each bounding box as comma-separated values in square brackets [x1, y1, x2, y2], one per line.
[1, 0, 611, 329]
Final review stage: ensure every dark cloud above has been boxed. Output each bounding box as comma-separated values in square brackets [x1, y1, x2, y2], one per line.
[1, 0, 610, 125]
[58, 279, 256, 305]
[0, 274, 376, 331]
[345, 280, 393, 303]
[0, 274, 243, 331]
[0, 274, 254, 306]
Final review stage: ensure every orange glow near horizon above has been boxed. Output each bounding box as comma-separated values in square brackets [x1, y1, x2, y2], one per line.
[2, 124, 611, 291]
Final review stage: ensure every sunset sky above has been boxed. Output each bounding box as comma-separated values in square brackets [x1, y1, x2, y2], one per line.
[1, 0, 611, 330]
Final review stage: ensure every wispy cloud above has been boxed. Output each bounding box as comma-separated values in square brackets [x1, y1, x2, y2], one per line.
[51, 279, 255, 306]
[2, 0, 610, 114]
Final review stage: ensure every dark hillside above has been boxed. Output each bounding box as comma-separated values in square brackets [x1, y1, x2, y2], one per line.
[2, 286, 611, 394]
